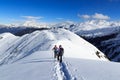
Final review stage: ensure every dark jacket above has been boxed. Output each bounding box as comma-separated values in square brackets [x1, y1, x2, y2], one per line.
[59, 48, 64, 56]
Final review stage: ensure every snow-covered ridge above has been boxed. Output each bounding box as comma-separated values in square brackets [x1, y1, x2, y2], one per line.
[2, 29, 120, 80]
[53, 20, 120, 30]
[0, 29, 107, 65]
[50, 20, 120, 38]
[1, 19, 120, 29]
[0, 21, 50, 28]
[1, 20, 120, 37]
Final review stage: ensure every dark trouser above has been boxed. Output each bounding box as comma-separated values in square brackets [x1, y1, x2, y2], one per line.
[54, 53, 57, 58]
[57, 54, 62, 63]
[54, 51, 58, 58]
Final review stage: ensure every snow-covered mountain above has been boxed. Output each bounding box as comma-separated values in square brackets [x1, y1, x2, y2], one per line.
[53, 21, 75, 29]
[2, 28, 120, 80]
[1, 20, 50, 28]
[51, 20, 120, 38]
[71, 20, 120, 38]
[69, 20, 120, 62]
[52, 20, 120, 62]
[0, 29, 107, 65]
[1, 19, 120, 62]
[55, 20, 120, 32]
[0, 24, 50, 36]
[1, 19, 120, 37]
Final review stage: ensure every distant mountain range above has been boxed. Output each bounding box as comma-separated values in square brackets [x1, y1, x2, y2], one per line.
[0, 20, 120, 61]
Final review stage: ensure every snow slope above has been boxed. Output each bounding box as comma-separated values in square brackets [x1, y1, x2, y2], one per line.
[64, 58, 120, 80]
[53, 20, 120, 62]
[0, 50, 120, 80]
[0, 28, 115, 80]
[0, 51, 57, 80]
[0, 29, 107, 65]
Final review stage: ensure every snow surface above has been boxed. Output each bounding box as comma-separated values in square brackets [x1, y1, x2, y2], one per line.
[0, 28, 107, 65]
[0, 51, 57, 80]
[0, 28, 119, 80]
[64, 58, 120, 80]
[0, 51, 120, 80]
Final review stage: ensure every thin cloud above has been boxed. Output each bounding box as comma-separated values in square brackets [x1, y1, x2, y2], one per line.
[78, 14, 90, 19]
[92, 13, 110, 20]
[78, 13, 110, 20]
[21, 16, 44, 20]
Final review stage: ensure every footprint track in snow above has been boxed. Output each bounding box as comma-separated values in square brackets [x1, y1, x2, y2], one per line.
[54, 60, 77, 80]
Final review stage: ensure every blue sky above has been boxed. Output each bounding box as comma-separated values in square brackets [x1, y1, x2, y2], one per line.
[0, 0, 120, 24]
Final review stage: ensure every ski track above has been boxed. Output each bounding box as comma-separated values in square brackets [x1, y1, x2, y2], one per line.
[54, 60, 77, 80]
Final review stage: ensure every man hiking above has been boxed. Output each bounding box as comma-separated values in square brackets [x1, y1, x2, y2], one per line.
[57, 45, 64, 63]
[52, 45, 58, 58]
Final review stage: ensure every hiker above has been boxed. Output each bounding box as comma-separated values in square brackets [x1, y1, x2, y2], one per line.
[57, 45, 64, 63]
[52, 45, 58, 58]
